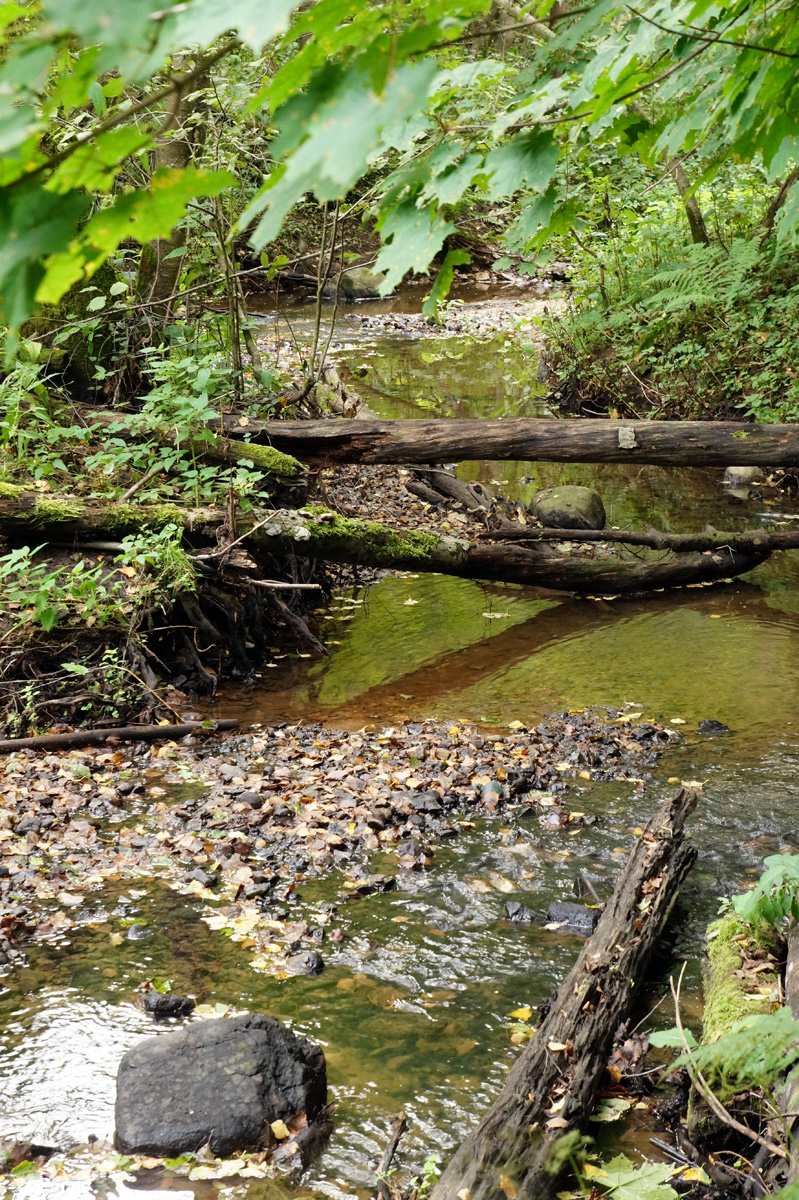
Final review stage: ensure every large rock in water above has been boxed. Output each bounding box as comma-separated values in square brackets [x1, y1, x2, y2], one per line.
[115, 1014, 326, 1157]
[323, 267, 387, 300]
[532, 485, 606, 531]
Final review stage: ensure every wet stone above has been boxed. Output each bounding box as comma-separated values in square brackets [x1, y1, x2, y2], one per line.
[506, 901, 536, 923]
[286, 950, 325, 976]
[697, 719, 731, 737]
[143, 992, 196, 1019]
[238, 792, 264, 809]
[189, 868, 218, 889]
[115, 1013, 327, 1156]
[545, 901, 600, 937]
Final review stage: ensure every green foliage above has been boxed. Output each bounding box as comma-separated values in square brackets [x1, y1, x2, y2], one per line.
[732, 855, 799, 927]
[116, 523, 197, 598]
[0, 544, 125, 631]
[592, 1154, 678, 1200]
[671, 1008, 799, 1096]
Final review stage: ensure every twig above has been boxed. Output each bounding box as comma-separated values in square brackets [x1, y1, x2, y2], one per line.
[119, 463, 164, 503]
[670, 965, 786, 1159]
[250, 580, 322, 590]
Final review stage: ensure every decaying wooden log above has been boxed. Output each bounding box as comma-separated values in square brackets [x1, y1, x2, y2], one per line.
[205, 415, 799, 468]
[430, 788, 699, 1200]
[0, 491, 771, 595]
[0, 719, 239, 754]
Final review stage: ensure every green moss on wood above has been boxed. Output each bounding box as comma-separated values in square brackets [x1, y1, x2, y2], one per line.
[101, 503, 186, 531]
[222, 440, 302, 477]
[300, 507, 443, 564]
[702, 913, 779, 1043]
[31, 496, 83, 523]
[687, 912, 780, 1141]
[0, 482, 23, 500]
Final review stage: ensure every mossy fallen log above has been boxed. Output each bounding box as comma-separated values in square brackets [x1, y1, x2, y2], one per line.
[0, 492, 772, 595]
[429, 788, 698, 1200]
[687, 913, 782, 1144]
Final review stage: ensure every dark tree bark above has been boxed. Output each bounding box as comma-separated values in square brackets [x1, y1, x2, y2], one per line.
[430, 788, 699, 1200]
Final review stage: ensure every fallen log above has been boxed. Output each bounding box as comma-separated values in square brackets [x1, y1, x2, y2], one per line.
[0, 490, 771, 595]
[430, 788, 699, 1200]
[479, 524, 799, 553]
[204, 415, 799, 468]
[0, 719, 239, 754]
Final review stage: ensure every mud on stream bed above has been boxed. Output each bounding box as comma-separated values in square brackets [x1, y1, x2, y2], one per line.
[5, 290, 799, 1200]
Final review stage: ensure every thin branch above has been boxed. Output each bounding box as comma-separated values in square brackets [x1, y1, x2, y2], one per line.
[628, 6, 799, 60]
[15, 40, 237, 186]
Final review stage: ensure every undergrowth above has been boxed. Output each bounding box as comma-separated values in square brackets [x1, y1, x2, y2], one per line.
[548, 239, 799, 421]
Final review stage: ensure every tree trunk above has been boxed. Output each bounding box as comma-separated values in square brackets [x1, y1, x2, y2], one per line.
[430, 788, 699, 1200]
[203, 414, 799, 468]
[135, 66, 202, 325]
[0, 492, 772, 595]
[667, 157, 710, 245]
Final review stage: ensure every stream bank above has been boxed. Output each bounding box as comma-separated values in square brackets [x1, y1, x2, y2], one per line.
[5, 288, 799, 1199]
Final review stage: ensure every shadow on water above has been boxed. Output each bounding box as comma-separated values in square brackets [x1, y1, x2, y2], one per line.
[8, 290, 799, 1198]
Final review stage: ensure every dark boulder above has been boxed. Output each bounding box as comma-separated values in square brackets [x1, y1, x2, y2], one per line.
[697, 719, 730, 737]
[505, 901, 536, 923]
[545, 901, 600, 936]
[143, 992, 196, 1019]
[115, 1013, 326, 1157]
[532, 485, 606, 531]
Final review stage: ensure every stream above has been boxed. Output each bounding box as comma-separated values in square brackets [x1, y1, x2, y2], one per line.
[5, 287, 799, 1199]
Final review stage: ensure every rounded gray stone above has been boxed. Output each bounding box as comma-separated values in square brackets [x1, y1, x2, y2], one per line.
[532, 485, 606, 531]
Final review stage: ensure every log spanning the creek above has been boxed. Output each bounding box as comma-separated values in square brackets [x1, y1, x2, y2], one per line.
[212, 415, 799, 467]
[430, 788, 699, 1200]
[0, 490, 771, 595]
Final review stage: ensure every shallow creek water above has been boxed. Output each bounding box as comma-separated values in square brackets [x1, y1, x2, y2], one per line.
[5, 292, 799, 1200]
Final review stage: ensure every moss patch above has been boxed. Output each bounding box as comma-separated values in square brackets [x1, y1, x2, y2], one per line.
[0, 482, 24, 500]
[702, 912, 779, 1044]
[101, 503, 186, 532]
[687, 911, 781, 1141]
[221, 440, 303, 478]
[300, 507, 443, 564]
[31, 497, 83, 524]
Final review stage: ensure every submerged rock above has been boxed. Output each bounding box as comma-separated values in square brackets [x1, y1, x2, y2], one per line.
[115, 1013, 326, 1157]
[532, 486, 606, 531]
[723, 466, 764, 488]
[505, 901, 536, 923]
[697, 719, 731, 737]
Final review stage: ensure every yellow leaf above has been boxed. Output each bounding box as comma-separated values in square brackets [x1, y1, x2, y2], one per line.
[499, 1174, 517, 1199]
[509, 1007, 532, 1020]
[546, 1117, 568, 1129]
[271, 1120, 290, 1140]
[547, 1041, 568, 1052]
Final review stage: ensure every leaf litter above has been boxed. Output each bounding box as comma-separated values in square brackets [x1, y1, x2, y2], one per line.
[0, 705, 676, 1187]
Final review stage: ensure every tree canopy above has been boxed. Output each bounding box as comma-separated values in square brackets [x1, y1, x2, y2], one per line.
[0, 0, 797, 336]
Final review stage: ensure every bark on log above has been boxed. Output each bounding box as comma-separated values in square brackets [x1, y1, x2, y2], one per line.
[0, 719, 239, 754]
[0, 492, 771, 595]
[480, 524, 799, 553]
[430, 788, 699, 1200]
[207, 415, 799, 468]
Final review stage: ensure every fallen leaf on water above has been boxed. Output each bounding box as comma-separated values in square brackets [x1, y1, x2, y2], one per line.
[58, 892, 84, 907]
[482, 612, 509, 619]
[403, 598, 420, 606]
[509, 1007, 532, 1020]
